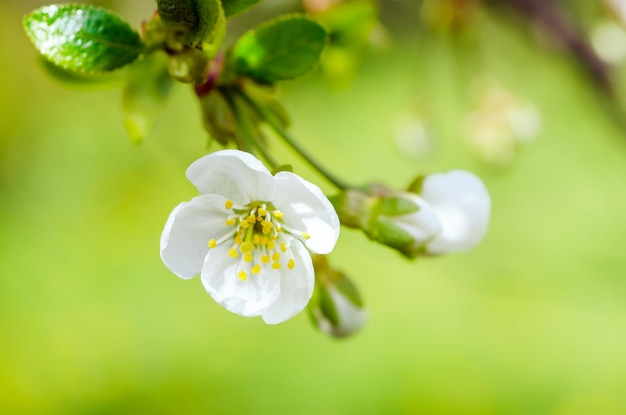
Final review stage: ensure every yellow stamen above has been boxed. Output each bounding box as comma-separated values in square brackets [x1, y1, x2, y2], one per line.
[272, 253, 281, 261]
[225, 200, 234, 210]
[302, 232, 311, 240]
[240, 219, 250, 229]
[238, 270, 247, 281]
[273, 210, 283, 219]
[258, 207, 267, 216]
[234, 235, 243, 245]
[260, 236, 268, 246]
[272, 262, 281, 270]
[225, 218, 236, 226]
[267, 241, 275, 250]
[247, 214, 256, 223]
[251, 264, 261, 275]
[208, 239, 217, 249]
[261, 255, 270, 264]
[281, 242, 287, 252]
[288, 259, 295, 270]
[228, 248, 238, 258]
[244, 253, 253, 263]
[240, 242, 254, 253]
[252, 234, 260, 244]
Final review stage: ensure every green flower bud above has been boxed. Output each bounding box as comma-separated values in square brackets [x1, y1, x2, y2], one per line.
[309, 255, 367, 338]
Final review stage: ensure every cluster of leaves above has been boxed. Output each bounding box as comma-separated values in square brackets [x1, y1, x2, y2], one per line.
[23, 0, 329, 146]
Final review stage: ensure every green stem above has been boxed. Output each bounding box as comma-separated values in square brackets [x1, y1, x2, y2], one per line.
[237, 90, 350, 191]
[222, 89, 279, 169]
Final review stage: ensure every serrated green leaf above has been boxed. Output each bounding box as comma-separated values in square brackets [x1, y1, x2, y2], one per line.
[232, 15, 328, 83]
[123, 53, 173, 144]
[157, 0, 223, 50]
[222, 0, 262, 17]
[24, 4, 143, 72]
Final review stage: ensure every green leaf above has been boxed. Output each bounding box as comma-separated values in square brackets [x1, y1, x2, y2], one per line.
[232, 15, 329, 83]
[334, 273, 364, 308]
[23, 4, 143, 72]
[222, 0, 262, 17]
[371, 217, 415, 250]
[317, 284, 339, 326]
[379, 196, 420, 217]
[157, 0, 223, 50]
[122, 53, 173, 144]
[406, 175, 425, 194]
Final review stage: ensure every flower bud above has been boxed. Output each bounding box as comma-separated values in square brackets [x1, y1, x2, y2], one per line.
[368, 194, 441, 257]
[309, 256, 367, 338]
[415, 170, 491, 254]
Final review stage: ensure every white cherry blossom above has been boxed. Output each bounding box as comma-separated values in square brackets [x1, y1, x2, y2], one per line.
[421, 170, 491, 254]
[160, 150, 340, 324]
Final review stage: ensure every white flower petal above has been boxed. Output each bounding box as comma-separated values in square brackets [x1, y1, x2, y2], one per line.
[392, 194, 442, 248]
[273, 172, 340, 254]
[160, 194, 231, 279]
[422, 170, 491, 254]
[186, 150, 275, 204]
[261, 241, 315, 324]
[201, 244, 281, 317]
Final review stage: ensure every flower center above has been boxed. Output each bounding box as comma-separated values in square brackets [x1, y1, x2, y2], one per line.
[207, 199, 311, 281]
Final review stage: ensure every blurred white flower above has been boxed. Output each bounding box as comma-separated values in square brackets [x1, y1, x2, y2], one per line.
[160, 150, 340, 324]
[465, 83, 541, 165]
[591, 20, 626, 65]
[392, 111, 434, 159]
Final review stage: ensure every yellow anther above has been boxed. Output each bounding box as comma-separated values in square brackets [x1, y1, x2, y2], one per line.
[258, 207, 267, 216]
[267, 241, 275, 250]
[276, 226, 282, 232]
[251, 264, 261, 275]
[247, 214, 256, 224]
[234, 235, 243, 245]
[244, 253, 253, 263]
[302, 232, 311, 240]
[238, 270, 247, 281]
[225, 218, 236, 226]
[253, 234, 260, 244]
[273, 210, 284, 219]
[225, 200, 234, 210]
[288, 259, 295, 270]
[272, 262, 282, 270]
[281, 242, 287, 252]
[208, 239, 217, 249]
[260, 236, 268, 246]
[262, 227, 271, 235]
[239, 242, 254, 253]
[228, 248, 238, 258]
[272, 253, 281, 261]
[261, 255, 270, 264]
[240, 219, 250, 229]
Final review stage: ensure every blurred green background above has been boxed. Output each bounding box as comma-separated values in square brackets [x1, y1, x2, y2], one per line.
[3, 0, 626, 413]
